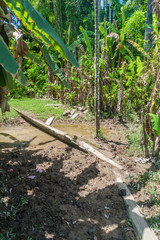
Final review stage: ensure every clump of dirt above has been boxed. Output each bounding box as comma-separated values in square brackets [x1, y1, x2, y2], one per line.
[0, 121, 136, 240]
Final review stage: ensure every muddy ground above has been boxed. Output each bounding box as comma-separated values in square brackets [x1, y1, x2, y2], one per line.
[0, 117, 158, 240]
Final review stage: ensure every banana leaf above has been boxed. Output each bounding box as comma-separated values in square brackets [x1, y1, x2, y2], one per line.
[0, 65, 14, 90]
[69, 31, 94, 51]
[26, 51, 42, 65]
[148, 113, 160, 136]
[0, 36, 19, 74]
[41, 45, 69, 88]
[4, 0, 78, 67]
[80, 26, 93, 57]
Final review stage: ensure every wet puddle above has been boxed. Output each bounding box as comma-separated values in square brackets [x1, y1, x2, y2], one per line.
[52, 123, 112, 139]
[0, 125, 66, 150]
[0, 122, 118, 151]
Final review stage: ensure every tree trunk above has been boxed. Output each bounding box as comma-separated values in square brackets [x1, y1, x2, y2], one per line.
[113, 5, 115, 20]
[47, 65, 54, 98]
[109, 0, 112, 33]
[144, 0, 153, 49]
[54, 0, 63, 37]
[154, 136, 160, 158]
[94, 0, 100, 137]
[117, 62, 127, 121]
[104, 0, 108, 21]
[153, 107, 160, 159]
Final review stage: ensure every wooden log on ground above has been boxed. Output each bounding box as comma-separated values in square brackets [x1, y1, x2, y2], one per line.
[14, 108, 87, 153]
[14, 108, 123, 169]
[79, 141, 122, 170]
[114, 170, 158, 240]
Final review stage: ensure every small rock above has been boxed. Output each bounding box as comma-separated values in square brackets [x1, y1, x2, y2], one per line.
[119, 189, 127, 197]
[72, 220, 77, 225]
[104, 213, 110, 219]
[105, 205, 110, 210]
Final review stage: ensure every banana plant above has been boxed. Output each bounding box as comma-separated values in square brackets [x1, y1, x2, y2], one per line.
[68, 29, 94, 58]
[147, 113, 160, 136]
[79, 26, 93, 57]
[0, 0, 78, 113]
[3, 0, 78, 65]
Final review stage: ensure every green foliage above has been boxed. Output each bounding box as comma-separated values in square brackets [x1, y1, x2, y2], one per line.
[149, 215, 160, 233]
[41, 45, 69, 88]
[126, 124, 144, 156]
[97, 128, 105, 139]
[0, 65, 14, 90]
[10, 60, 48, 98]
[123, 56, 153, 113]
[0, 36, 19, 89]
[0, 98, 65, 122]
[126, 168, 160, 233]
[66, 91, 77, 105]
[148, 113, 160, 136]
[80, 26, 93, 57]
[4, 0, 78, 67]
[122, 10, 146, 47]
[0, 228, 16, 240]
[0, 37, 19, 75]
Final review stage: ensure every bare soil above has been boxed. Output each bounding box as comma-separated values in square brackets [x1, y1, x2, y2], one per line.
[0, 117, 159, 240]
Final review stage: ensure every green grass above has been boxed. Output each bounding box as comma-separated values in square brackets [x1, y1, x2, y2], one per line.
[0, 228, 16, 240]
[126, 169, 160, 234]
[148, 214, 160, 234]
[125, 124, 144, 157]
[0, 97, 66, 122]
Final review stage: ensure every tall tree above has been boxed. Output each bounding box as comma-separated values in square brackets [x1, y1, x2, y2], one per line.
[104, 0, 108, 20]
[94, 0, 100, 137]
[144, 0, 153, 48]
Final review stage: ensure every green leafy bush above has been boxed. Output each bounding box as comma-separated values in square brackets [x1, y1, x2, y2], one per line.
[123, 10, 146, 47]
[10, 60, 48, 98]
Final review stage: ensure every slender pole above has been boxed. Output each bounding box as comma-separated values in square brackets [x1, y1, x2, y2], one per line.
[144, 0, 153, 49]
[94, 0, 100, 137]
[109, 0, 112, 33]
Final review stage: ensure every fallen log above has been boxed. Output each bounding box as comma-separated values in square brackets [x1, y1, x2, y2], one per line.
[79, 141, 122, 170]
[14, 108, 87, 153]
[14, 108, 122, 169]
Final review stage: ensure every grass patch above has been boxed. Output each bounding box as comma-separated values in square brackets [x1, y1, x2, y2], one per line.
[0, 97, 66, 123]
[148, 214, 160, 234]
[127, 169, 160, 234]
[125, 124, 144, 157]
[0, 228, 16, 240]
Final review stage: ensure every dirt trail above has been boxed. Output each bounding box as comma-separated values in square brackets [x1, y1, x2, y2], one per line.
[0, 121, 136, 240]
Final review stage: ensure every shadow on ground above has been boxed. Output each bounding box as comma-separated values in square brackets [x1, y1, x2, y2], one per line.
[0, 134, 137, 240]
